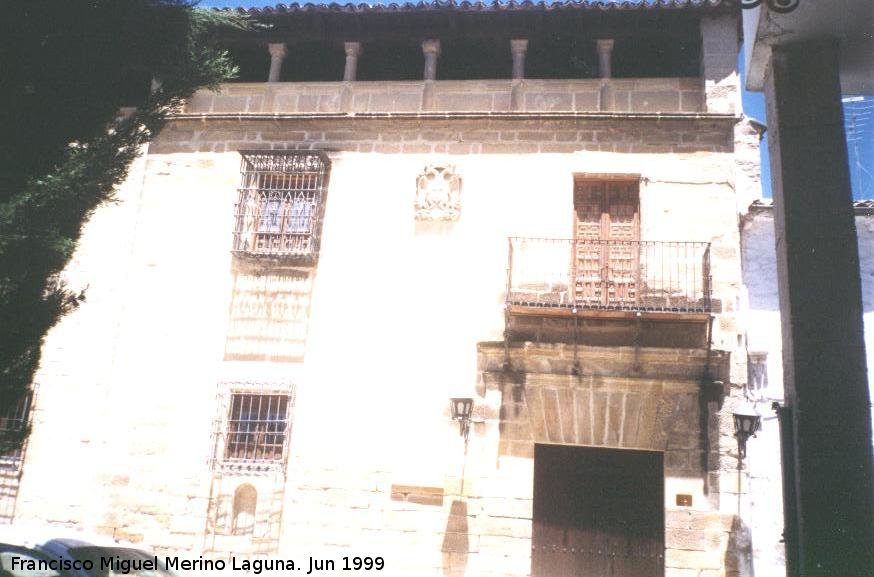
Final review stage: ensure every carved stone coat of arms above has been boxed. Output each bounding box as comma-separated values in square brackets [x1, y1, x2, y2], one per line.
[415, 163, 461, 221]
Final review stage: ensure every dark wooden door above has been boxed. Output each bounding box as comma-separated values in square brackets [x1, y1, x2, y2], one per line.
[531, 444, 664, 577]
[573, 181, 640, 307]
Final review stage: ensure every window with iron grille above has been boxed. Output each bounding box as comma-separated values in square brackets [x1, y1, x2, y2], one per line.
[0, 390, 32, 469]
[224, 393, 291, 465]
[233, 152, 329, 262]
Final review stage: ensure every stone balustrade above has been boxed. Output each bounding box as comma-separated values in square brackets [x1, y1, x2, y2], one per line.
[182, 77, 704, 116]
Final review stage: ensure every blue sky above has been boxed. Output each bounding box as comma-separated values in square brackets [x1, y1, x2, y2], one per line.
[199, 0, 873, 199]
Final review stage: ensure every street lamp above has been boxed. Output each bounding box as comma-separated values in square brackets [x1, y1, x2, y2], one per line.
[733, 406, 762, 460]
[449, 398, 473, 440]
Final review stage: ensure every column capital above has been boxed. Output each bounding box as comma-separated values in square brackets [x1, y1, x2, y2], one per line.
[268, 42, 288, 59]
[510, 39, 529, 55]
[510, 39, 528, 81]
[596, 39, 614, 54]
[422, 39, 441, 56]
[344, 41, 362, 57]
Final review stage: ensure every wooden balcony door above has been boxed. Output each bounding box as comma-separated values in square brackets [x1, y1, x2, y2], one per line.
[573, 180, 640, 307]
[532, 444, 664, 577]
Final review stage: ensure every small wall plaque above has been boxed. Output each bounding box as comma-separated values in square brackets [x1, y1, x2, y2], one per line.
[676, 494, 693, 507]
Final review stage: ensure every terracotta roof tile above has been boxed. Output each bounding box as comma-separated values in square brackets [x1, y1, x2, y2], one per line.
[216, 0, 728, 15]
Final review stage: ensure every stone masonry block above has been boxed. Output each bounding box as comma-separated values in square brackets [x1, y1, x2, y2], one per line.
[665, 569, 703, 577]
[481, 143, 539, 154]
[573, 91, 600, 111]
[539, 143, 583, 153]
[211, 96, 247, 112]
[475, 516, 532, 539]
[435, 93, 494, 111]
[274, 94, 300, 111]
[631, 91, 681, 112]
[666, 528, 709, 551]
[666, 509, 693, 529]
[526, 93, 573, 111]
[665, 549, 722, 570]
[689, 512, 733, 532]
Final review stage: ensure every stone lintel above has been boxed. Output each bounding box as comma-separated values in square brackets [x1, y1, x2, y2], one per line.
[477, 341, 728, 384]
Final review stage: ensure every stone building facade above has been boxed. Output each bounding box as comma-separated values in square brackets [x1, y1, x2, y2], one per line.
[2, 2, 776, 576]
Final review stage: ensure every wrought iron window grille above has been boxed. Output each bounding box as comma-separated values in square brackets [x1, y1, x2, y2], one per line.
[233, 152, 330, 263]
[210, 382, 295, 475]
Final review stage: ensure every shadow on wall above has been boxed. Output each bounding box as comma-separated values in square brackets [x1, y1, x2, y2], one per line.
[224, 267, 314, 363]
[441, 500, 469, 577]
[0, 389, 33, 524]
[204, 479, 286, 557]
[0, 465, 23, 524]
[726, 515, 755, 577]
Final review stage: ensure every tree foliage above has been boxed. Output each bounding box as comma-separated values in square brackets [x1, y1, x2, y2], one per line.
[0, 1, 243, 453]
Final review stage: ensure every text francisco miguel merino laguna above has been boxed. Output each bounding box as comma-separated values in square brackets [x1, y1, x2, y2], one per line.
[10, 554, 386, 574]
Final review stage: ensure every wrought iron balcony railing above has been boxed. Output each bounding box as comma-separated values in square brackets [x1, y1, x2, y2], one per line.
[507, 237, 711, 313]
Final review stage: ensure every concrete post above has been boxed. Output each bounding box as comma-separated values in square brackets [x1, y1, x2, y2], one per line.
[343, 42, 362, 82]
[596, 39, 614, 79]
[510, 39, 528, 80]
[422, 39, 441, 81]
[267, 43, 287, 83]
[764, 39, 874, 576]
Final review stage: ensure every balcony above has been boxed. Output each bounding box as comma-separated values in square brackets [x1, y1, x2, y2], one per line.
[508, 237, 711, 312]
[506, 237, 712, 347]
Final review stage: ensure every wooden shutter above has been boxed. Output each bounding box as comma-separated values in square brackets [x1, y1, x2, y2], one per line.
[573, 180, 640, 307]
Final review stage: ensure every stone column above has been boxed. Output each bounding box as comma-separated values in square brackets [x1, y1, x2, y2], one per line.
[596, 39, 614, 79]
[267, 43, 287, 83]
[764, 39, 873, 576]
[421, 39, 441, 110]
[510, 39, 528, 80]
[422, 39, 441, 81]
[509, 39, 528, 111]
[343, 42, 362, 82]
[596, 39, 614, 112]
